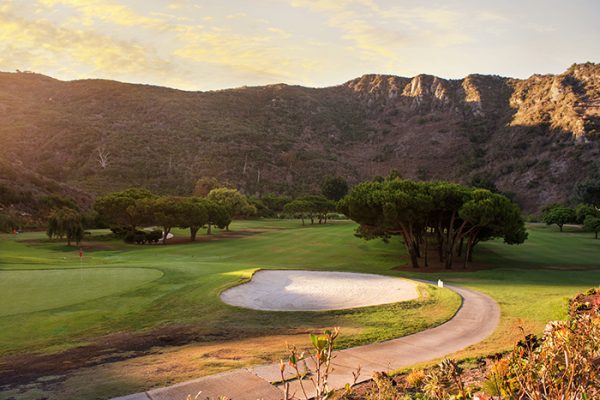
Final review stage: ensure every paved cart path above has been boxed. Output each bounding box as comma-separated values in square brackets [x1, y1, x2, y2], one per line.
[114, 283, 500, 400]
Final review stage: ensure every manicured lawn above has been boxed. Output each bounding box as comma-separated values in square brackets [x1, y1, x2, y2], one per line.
[0, 220, 598, 399]
[0, 220, 459, 358]
[0, 267, 163, 317]
[476, 223, 600, 267]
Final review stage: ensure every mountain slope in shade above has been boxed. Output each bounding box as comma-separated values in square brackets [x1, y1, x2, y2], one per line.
[0, 63, 599, 212]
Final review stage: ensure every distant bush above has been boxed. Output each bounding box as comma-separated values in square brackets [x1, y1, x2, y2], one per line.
[0, 213, 17, 233]
[146, 229, 163, 244]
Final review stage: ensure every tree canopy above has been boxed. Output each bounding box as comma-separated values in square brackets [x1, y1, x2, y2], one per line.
[94, 188, 241, 242]
[321, 176, 349, 201]
[47, 207, 84, 246]
[583, 215, 600, 239]
[207, 188, 256, 230]
[542, 205, 576, 232]
[339, 178, 527, 268]
[574, 178, 600, 208]
[94, 188, 156, 231]
[284, 195, 336, 225]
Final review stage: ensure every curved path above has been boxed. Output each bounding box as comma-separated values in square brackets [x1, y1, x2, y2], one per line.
[114, 283, 500, 400]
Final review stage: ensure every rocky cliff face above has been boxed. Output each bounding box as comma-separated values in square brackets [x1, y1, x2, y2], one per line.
[0, 63, 599, 212]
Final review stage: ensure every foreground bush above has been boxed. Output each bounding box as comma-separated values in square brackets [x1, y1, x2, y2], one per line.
[361, 288, 599, 400]
[188, 289, 599, 399]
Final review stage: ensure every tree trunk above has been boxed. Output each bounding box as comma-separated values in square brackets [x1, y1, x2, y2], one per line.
[457, 237, 464, 257]
[207, 223, 212, 235]
[467, 239, 478, 262]
[190, 226, 199, 241]
[310, 217, 314, 225]
[412, 242, 421, 260]
[424, 234, 429, 267]
[445, 212, 456, 268]
[464, 237, 472, 269]
[398, 224, 419, 268]
[436, 226, 444, 263]
[559, 224, 563, 232]
[162, 227, 171, 245]
[445, 255, 453, 269]
[301, 217, 305, 225]
[226, 223, 230, 231]
[595, 231, 598, 239]
[408, 248, 419, 268]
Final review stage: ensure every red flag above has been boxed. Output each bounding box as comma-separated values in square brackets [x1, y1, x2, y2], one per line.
[79, 248, 84, 258]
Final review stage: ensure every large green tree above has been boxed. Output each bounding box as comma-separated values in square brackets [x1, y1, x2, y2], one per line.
[542, 206, 576, 232]
[143, 196, 189, 245]
[204, 200, 229, 235]
[178, 198, 209, 241]
[47, 207, 84, 246]
[583, 215, 600, 239]
[339, 178, 527, 269]
[575, 203, 600, 223]
[284, 199, 313, 225]
[207, 188, 256, 230]
[94, 188, 155, 232]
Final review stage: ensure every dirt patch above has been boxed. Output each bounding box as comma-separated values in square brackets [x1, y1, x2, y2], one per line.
[0, 325, 240, 387]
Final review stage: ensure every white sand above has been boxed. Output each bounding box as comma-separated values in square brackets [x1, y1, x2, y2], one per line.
[220, 270, 420, 311]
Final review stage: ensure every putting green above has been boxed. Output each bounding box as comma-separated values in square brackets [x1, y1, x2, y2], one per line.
[0, 267, 163, 316]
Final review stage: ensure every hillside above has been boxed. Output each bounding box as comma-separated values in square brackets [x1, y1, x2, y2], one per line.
[0, 63, 599, 213]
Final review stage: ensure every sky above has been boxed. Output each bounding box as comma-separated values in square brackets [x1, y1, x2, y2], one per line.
[1, 0, 599, 91]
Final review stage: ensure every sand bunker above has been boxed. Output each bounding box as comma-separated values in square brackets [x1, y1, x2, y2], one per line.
[220, 270, 420, 311]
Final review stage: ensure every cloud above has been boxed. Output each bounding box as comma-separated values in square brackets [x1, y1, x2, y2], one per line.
[38, 0, 171, 31]
[0, 6, 180, 82]
[172, 26, 297, 83]
[478, 11, 510, 23]
[0, 1, 324, 89]
[289, 0, 474, 65]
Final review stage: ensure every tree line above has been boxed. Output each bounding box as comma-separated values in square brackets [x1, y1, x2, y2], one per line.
[542, 203, 600, 238]
[43, 176, 349, 245]
[339, 178, 528, 269]
[93, 187, 256, 244]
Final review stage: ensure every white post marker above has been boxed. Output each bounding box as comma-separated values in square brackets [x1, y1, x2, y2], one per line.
[437, 279, 444, 288]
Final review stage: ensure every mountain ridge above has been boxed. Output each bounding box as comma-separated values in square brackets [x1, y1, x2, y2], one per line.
[0, 63, 599, 215]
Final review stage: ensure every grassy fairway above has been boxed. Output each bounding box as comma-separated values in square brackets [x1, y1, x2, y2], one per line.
[0, 221, 459, 355]
[0, 220, 598, 400]
[0, 220, 459, 399]
[0, 268, 163, 316]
